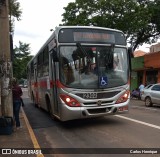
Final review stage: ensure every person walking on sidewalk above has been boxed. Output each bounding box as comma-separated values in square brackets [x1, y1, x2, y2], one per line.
[20, 97, 25, 107]
[12, 78, 23, 130]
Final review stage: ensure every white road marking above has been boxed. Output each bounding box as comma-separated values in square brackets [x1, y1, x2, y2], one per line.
[131, 105, 158, 111]
[115, 115, 160, 130]
[22, 108, 44, 157]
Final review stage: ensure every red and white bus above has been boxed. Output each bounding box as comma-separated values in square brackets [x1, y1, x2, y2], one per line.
[27, 26, 132, 121]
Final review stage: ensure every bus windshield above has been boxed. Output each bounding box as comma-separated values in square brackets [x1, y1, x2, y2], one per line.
[59, 45, 128, 89]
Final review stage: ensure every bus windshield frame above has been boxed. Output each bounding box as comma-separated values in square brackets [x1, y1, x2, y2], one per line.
[59, 44, 129, 89]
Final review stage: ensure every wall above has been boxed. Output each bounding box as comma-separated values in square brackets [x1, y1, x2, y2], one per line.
[131, 71, 138, 91]
[131, 56, 144, 91]
[131, 45, 160, 90]
[131, 56, 144, 70]
[144, 52, 160, 84]
[144, 52, 160, 69]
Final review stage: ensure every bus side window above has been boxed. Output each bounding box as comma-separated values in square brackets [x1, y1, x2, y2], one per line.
[43, 47, 49, 76]
[37, 52, 43, 77]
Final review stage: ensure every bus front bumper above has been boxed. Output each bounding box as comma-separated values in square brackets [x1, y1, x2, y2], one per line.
[59, 101, 129, 121]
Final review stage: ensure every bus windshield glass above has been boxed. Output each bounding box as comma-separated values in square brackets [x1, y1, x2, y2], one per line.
[59, 46, 128, 89]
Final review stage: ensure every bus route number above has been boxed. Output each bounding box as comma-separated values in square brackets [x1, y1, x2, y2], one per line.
[83, 93, 97, 99]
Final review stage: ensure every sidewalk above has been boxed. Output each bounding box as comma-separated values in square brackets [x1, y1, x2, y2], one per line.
[0, 106, 44, 157]
[0, 88, 44, 156]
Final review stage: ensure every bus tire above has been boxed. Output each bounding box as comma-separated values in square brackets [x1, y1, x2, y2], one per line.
[45, 95, 59, 121]
[46, 95, 52, 115]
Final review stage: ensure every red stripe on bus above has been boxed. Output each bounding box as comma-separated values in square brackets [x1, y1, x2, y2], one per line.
[56, 80, 66, 88]
[50, 80, 54, 88]
[34, 82, 38, 87]
[39, 81, 47, 88]
[31, 80, 65, 88]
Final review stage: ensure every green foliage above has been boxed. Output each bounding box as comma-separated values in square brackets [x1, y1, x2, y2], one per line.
[9, 0, 22, 32]
[61, 0, 160, 50]
[9, 0, 21, 20]
[13, 41, 33, 80]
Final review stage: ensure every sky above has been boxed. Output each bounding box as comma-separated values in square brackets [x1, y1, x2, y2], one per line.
[13, 0, 151, 55]
[13, 0, 75, 55]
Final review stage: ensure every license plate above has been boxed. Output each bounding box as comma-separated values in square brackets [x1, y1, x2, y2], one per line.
[83, 93, 97, 99]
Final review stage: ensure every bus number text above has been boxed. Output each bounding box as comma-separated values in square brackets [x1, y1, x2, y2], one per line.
[83, 93, 97, 99]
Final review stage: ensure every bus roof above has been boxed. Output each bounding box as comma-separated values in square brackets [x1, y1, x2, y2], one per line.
[55, 25, 123, 33]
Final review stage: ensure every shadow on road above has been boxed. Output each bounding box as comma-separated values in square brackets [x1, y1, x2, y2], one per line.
[23, 98, 127, 130]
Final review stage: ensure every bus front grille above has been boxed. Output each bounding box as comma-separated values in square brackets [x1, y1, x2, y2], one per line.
[83, 101, 114, 106]
[87, 107, 112, 114]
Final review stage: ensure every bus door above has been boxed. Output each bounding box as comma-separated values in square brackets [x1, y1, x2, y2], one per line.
[50, 51, 59, 115]
[34, 63, 38, 105]
[27, 66, 31, 98]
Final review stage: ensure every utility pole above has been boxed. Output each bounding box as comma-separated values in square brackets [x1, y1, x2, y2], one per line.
[0, 0, 13, 117]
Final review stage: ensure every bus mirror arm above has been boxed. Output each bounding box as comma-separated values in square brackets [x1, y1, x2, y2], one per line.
[128, 46, 133, 70]
[128, 47, 134, 58]
[52, 49, 59, 62]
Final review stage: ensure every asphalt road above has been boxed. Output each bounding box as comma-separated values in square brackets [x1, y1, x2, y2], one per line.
[22, 89, 160, 157]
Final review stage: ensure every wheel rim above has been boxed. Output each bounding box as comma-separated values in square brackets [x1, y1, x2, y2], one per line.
[146, 98, 151, 106]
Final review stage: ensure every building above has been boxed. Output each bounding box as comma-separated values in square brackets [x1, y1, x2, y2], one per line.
[134, 50, 146, 57]
[131, 43, 160, 91]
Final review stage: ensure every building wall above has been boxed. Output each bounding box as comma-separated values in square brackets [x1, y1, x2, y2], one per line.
[144, 52, 160, 84]
[131, 56, 144, 70]
[131, 71, 138, 91]
[131, 50, 160, 90]
[150, 43, 160, 53]
[131, 56, 144, 91]
[144, 52, 160, 69]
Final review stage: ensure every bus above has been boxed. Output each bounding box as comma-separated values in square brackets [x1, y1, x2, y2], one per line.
[27, 26, 132, 121]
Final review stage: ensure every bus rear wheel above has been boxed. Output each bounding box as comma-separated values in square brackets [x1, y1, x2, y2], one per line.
[46, 95, 52, 115]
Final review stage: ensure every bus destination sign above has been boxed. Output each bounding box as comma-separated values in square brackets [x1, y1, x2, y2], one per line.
[73, 32, 115, 43]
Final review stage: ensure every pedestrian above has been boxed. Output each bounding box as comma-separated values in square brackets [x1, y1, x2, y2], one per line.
[131, 88, 140, 99]
[139, 83, 144, 92]
[12, 78, 23, 130]
[139, 83, 145, 98]
[20, 97, 24, 107]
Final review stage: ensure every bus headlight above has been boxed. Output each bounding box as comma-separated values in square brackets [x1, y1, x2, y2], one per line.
[116, 90, 130, 104]
[60, 94, 81, 107]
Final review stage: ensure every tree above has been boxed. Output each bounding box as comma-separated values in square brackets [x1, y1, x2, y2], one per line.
[0, 0, 22, 117]
[13, 41, 33, 80]
[9, 0, 22, 32]
[61, 0, 160, 50]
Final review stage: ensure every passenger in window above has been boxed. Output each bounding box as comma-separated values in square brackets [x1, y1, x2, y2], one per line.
[62, 57, 75, 85]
